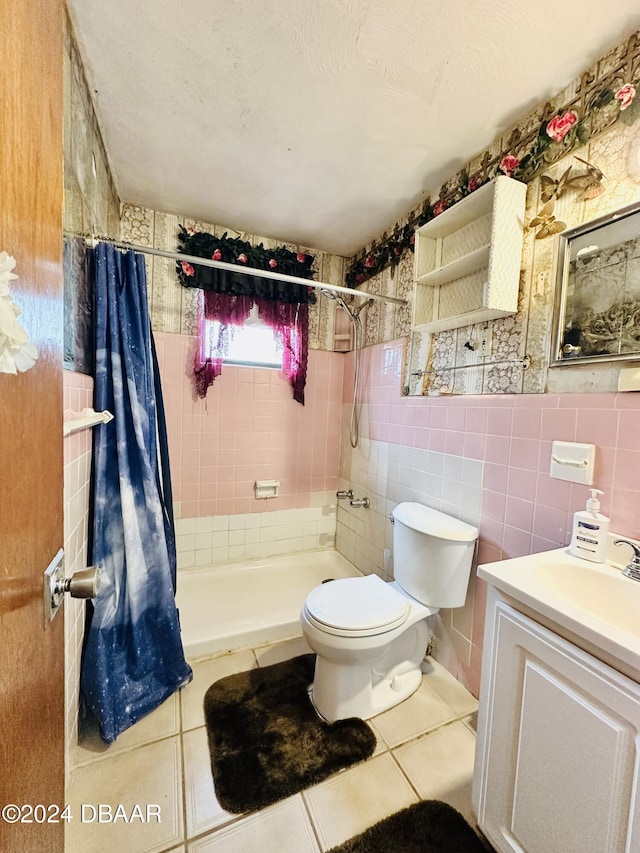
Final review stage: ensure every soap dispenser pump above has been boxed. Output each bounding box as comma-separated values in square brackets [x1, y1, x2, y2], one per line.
[569, 488, 609, 563]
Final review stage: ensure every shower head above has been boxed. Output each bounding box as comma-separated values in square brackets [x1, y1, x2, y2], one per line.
[320, 288, 342, 302]
[321, 288, 349, 314]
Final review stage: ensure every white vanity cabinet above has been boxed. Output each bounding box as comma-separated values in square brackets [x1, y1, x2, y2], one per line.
[473, 586, 640, 853]
[412, 175, 526, 333]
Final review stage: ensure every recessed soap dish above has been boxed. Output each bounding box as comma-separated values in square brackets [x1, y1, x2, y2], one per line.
[255, 480, 280, 499]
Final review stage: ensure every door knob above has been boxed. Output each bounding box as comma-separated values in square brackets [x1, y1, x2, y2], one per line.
[45, 552, 102, 623]
[55, 566, 102, 600]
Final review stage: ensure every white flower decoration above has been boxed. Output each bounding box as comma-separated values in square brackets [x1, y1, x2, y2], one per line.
[0, 251, 38, 374]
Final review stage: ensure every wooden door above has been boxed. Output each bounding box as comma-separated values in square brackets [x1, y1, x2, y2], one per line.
[0, 1, 65, 851]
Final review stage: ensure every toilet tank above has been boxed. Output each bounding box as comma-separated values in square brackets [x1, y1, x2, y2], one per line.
[391, 502, 478, 608]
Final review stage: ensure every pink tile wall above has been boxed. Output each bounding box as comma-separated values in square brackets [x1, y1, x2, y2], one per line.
[363, 340, 640, 550]
[357, 339, 640, 695]
[155, 332, 345, 518]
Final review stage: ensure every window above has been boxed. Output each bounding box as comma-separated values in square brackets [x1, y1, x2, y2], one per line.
[206, 316, 281, 368]
[195, 293, 309, 404]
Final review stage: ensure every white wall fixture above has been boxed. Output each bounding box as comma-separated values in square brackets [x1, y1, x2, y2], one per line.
[0, 251, 38, 374]
[255, 480, 280, 499]
[549, 440, 596, 484]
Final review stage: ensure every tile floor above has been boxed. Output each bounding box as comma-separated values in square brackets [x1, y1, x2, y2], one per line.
[66, 638, 480, 852]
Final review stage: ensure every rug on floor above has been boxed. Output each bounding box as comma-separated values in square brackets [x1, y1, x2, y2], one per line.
[327, 800, 489, 853]
[203, 653, 377, 814]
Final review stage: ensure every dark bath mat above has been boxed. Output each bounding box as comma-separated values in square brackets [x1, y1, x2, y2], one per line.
[203, 653, 376, 814]
[327, 799, 489, 853]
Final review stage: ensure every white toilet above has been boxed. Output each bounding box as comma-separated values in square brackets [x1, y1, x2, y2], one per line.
[300, 502, 478, 722]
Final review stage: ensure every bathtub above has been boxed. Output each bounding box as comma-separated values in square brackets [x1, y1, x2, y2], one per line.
[175, 549, 362, 659]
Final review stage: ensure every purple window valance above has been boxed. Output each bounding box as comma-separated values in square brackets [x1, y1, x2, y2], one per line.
[194, 291, 309, 405]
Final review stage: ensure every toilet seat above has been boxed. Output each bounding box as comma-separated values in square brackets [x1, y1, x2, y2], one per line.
[304, 574, 411, 637]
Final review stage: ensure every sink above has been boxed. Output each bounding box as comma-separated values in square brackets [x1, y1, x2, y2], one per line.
[478, 535, 640, 682]
[535, 561, 640, 637]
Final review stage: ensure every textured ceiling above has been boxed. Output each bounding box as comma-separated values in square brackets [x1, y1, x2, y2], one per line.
[66, 0, 640, 256]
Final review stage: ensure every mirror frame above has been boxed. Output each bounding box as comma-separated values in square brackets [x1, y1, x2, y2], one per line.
[550, 199, 640, 368]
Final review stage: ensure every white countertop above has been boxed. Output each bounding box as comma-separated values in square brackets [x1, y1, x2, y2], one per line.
[478, 536, 640, 683]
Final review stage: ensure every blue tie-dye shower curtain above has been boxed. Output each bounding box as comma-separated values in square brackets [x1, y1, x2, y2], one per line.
[81, 243, 192, 743]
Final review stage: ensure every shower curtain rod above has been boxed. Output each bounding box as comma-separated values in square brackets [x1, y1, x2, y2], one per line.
[64, 232, 408, 307]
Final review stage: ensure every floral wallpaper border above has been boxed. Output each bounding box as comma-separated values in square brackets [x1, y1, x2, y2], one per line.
[346, 32, 640, 288]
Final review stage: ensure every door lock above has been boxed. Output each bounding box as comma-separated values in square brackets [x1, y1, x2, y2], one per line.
[44, 550, 102, 623]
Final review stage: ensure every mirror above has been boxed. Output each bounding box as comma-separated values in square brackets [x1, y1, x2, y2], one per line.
[551, 199, 640, 367]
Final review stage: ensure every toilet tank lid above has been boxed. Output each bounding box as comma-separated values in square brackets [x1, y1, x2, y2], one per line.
[392, 502, 478, 542]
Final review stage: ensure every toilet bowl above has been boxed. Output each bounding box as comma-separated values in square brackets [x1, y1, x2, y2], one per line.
[300, 502, 478, 722]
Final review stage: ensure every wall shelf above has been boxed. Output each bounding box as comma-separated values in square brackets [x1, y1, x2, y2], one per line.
[416, 245, 491, 288]
[412, 176, 527, 333]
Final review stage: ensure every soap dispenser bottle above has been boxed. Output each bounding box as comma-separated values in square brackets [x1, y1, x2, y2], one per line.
[569, 488, 609, 563]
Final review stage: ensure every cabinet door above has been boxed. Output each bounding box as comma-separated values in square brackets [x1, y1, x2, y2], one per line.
[476, 601, 640, 853]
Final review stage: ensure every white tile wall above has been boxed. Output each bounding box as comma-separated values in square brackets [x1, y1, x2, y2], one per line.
[336, 405, 484, 577]
[175, 492, 338, 570]
[336, 428, 483, 579]
[336, 404, 484, 680]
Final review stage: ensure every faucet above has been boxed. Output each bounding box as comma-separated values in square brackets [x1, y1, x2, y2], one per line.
[350, 496, 370, 509]
[336, 489, 354, 500]
[614, 539, 640, 581]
